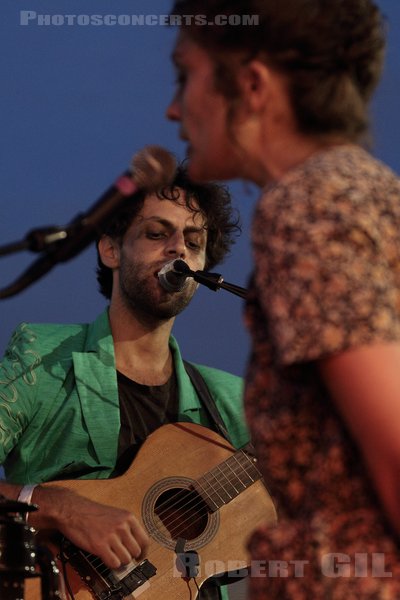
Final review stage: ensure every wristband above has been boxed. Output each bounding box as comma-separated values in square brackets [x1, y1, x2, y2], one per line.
[17, 484, 37, 522]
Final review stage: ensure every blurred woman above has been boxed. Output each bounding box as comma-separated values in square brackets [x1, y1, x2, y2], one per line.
[167, 1, 400, 597]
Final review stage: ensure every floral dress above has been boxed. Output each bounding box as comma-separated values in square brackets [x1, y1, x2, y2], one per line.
[245, 145, 400, 599]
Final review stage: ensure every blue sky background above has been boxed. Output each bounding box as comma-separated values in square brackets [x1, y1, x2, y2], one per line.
[1, 0, 399, 377]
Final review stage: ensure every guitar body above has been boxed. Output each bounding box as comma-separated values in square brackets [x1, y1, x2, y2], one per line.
[25, 422, 277, 600]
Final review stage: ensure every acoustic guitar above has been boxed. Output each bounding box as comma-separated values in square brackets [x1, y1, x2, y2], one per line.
[25, 422, 277, 599]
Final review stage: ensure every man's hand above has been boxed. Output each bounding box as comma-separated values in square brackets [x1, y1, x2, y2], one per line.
[30, 485, 149, 569]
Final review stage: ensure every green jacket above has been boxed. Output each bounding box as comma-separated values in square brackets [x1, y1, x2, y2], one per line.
[0, 310, 248, 484]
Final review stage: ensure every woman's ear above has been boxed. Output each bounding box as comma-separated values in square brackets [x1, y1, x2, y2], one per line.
[98, 235, 120, 268]
[237, 60, 272, 113]
[237, 59, 293, 135]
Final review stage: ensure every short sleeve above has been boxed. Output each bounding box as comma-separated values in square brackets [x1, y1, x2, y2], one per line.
[252, 158, 400, 366]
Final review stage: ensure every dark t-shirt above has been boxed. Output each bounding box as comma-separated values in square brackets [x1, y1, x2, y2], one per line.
[114, 370, 179, 475]
[114, 370, 221, 600]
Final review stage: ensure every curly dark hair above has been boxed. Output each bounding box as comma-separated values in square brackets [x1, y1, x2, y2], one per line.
[96, 162, 241, 299]
[171, 0, 386, 141]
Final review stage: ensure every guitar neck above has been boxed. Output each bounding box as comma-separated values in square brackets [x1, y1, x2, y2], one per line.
[194, 449, 262, 512]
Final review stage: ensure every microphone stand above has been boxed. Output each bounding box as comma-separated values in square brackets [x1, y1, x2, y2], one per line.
[174, 261, 247, 299]
[0, 226, 69, 257]
[0, 223, 82, 300]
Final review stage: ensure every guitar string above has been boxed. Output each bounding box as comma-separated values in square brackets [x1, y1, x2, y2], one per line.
[81, 454, 253, 576]
[150, 451, 259, 533]
[81, 492, 211, 580]
[144, 452, 260, 537]
[224, 455, 252, 488]
[206, 456, 252, 498]
[88, 452, 259, 564]
[158, 470, 256, 538]
[122, 449, 252, 538]
[56, 454, 262, 595]
[81, 501, 241, 586]
[80, 454, 257, 576]
[80, 451, 261, 580]
[83, 460, 246, 574]
[148, 452, 254, 519]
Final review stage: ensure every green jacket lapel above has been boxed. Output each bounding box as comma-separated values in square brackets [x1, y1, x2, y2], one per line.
[72, 311, 120, 469]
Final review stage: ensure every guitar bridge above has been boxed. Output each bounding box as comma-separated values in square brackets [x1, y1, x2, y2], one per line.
[60, 539, 156, 599]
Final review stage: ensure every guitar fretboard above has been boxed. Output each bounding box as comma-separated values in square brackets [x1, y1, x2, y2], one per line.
[193, 450, 261, 512]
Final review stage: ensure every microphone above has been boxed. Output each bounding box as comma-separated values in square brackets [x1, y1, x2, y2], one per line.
[163, 259, 248, 299]
[158, 259, 190, 292]
[0, 146, 177, 299]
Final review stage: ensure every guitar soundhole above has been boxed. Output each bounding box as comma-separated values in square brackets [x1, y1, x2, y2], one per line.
[142, 477, 220, 550]
[154, 488, 208, 541]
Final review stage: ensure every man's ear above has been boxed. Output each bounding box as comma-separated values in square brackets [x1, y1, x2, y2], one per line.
[98, 235, 120, 268]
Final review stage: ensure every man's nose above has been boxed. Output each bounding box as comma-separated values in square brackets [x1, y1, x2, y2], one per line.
[166, 232, 186, 257]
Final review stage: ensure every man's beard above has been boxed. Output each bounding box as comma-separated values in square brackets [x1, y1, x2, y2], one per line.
[118, 257, 197, 321]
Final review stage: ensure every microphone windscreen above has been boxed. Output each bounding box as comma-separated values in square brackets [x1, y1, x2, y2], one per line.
[158, 259, 189, 292]
[131, 146, 177, 191]
[172, 259, 191, 274]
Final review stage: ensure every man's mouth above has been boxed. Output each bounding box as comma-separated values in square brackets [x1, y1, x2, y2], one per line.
[157, 260, 190, 293]
[154, 260, 172, 277]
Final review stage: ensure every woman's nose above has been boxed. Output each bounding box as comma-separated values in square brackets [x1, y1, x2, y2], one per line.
[166, 92, 181, 122]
